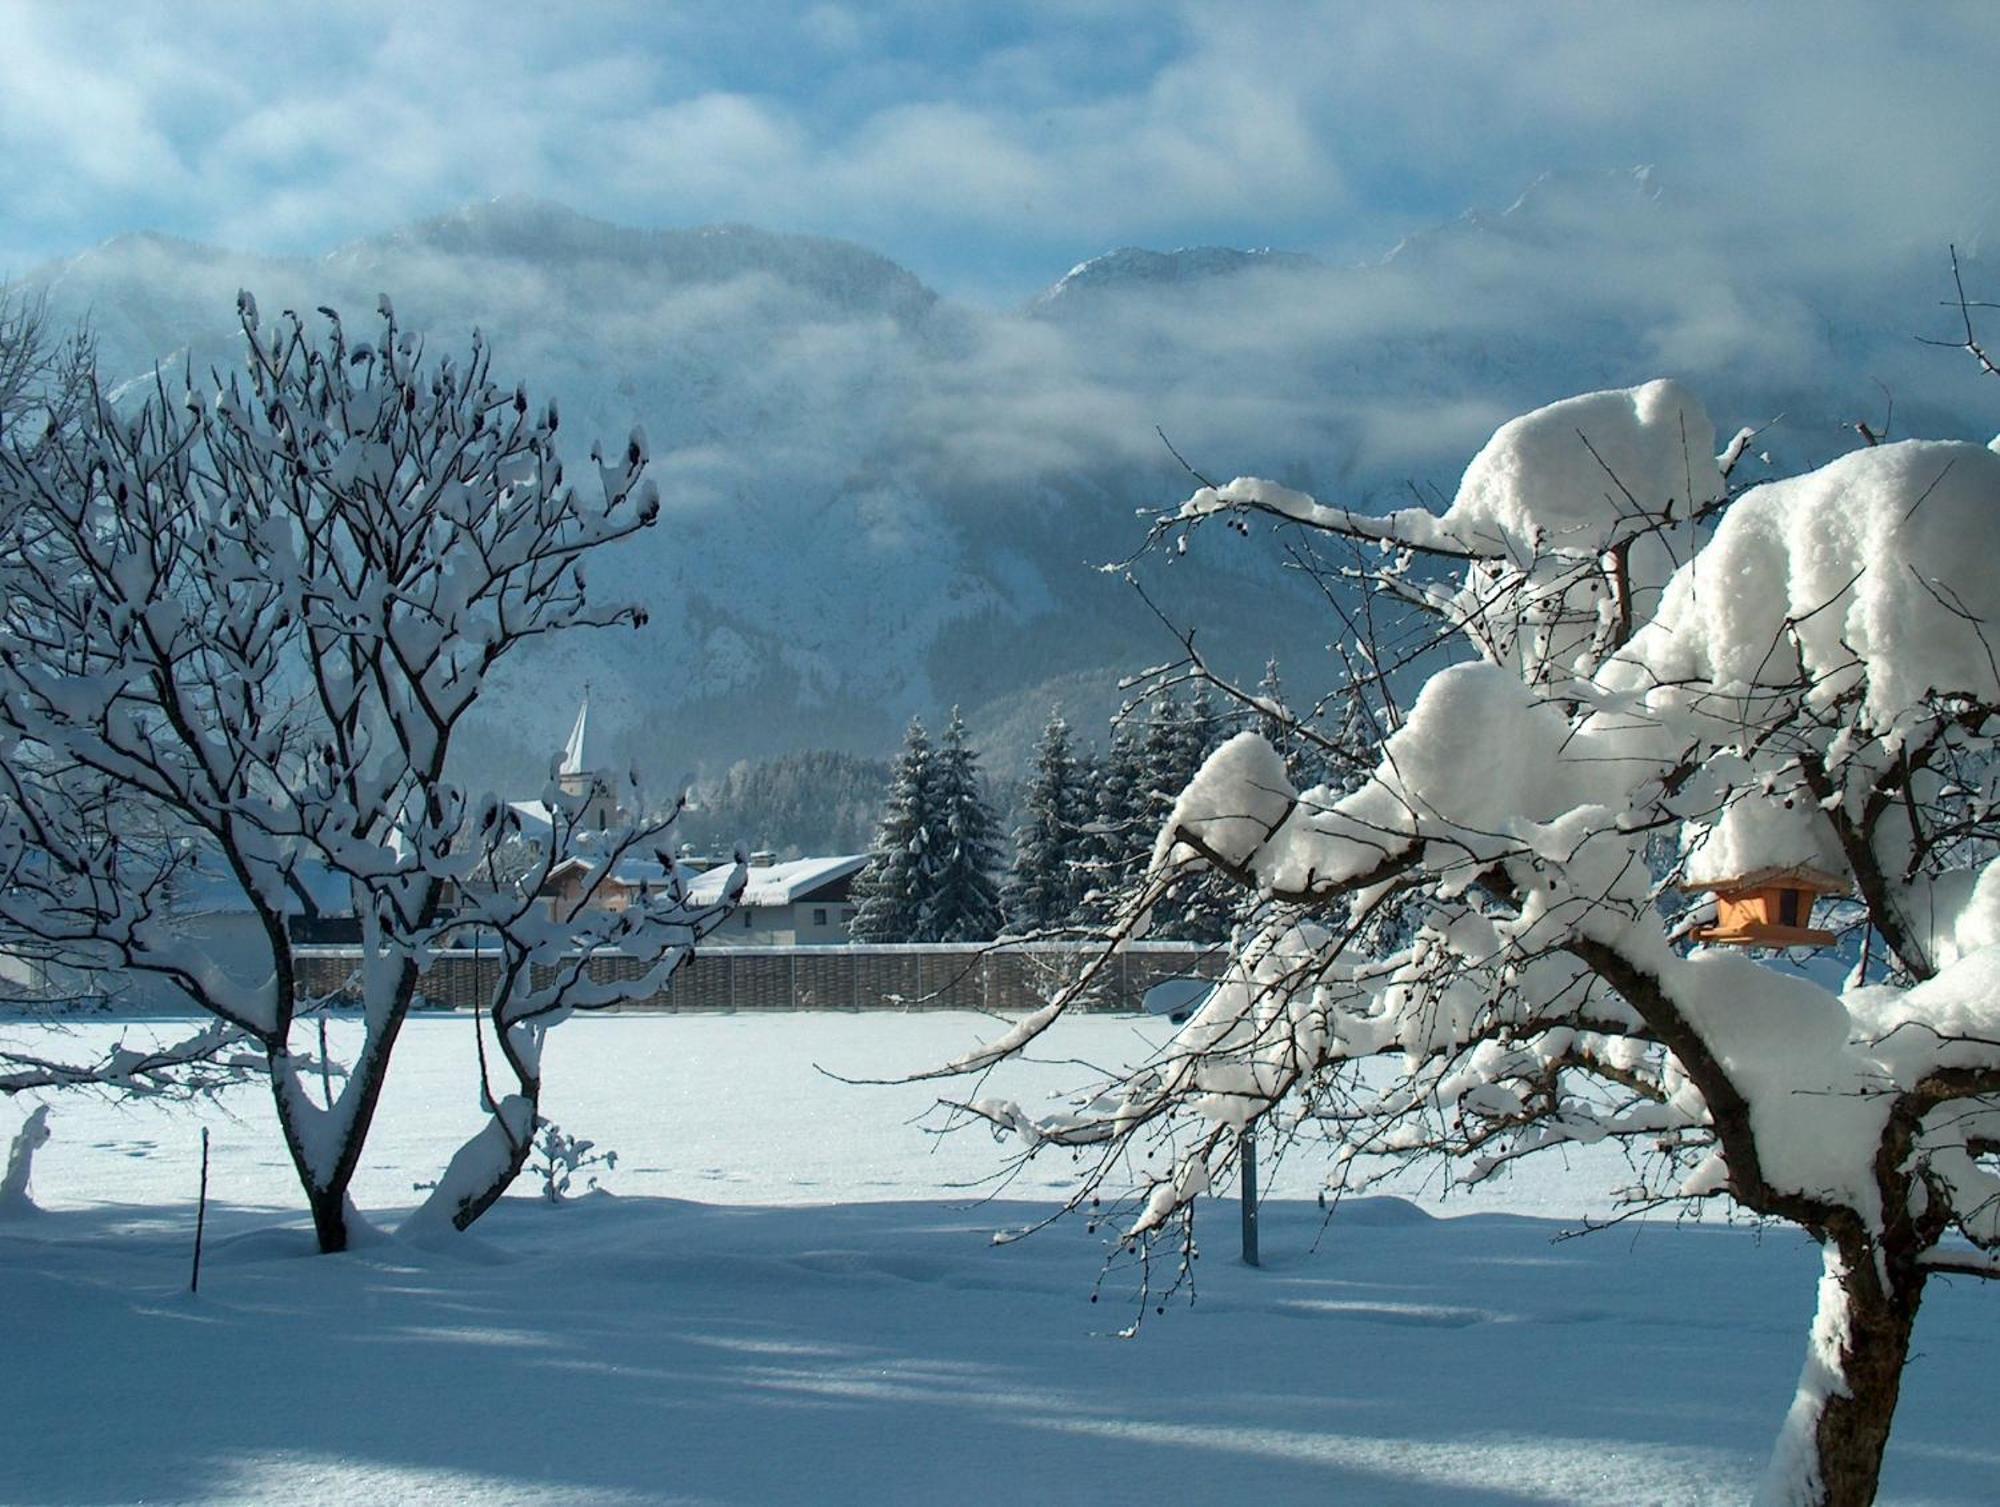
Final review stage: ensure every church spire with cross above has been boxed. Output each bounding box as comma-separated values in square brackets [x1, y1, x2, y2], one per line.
[556, 683, 619, 830]
[559, 683, 594, 789]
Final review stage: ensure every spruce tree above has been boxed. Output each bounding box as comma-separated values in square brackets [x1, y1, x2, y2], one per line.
[849, 717, 935, 942]
[1164, 689, 1238, 943]
[1139, 697, 1183, 827]
[1256, 658, 1299, 781]
[926, 708, 1004, 942]
[1258, 657, 1347, 792]
[1139, 696, 1205, 936]
[1142, 718, 1177, 933]
[1177, 688, 1221, 780]
[1079, 723, 1146, 929]
[1328, 691, 1380, 795]
[1003, 710, 1090, 935]
[1064, 740, 1101, 915]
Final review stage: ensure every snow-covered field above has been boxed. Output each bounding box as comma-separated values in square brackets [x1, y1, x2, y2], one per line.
[3, 1013, 1996, 1505]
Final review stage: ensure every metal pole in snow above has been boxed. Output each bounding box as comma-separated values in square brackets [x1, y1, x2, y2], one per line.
[1240, 1124, 1260, 1267]
[1142, 975, 1262, 1266]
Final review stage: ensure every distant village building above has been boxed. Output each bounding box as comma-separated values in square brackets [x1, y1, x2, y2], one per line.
[3, 692, 873, 1011]
[0, 853, 358, 1011]
[540, 853, 867, 945]
[509, 691, 865, 942]
[696, 855, 867, 945]
[508, 690, 623, 842]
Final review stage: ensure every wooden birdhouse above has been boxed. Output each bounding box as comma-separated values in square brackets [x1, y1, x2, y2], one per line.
[1688, 866, 1846, 948]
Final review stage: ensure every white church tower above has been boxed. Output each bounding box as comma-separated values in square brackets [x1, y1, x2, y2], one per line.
[556, 687, 621, 831]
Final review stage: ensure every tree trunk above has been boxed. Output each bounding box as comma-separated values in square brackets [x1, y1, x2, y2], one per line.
[447, 1090, 539, 1232]
[400, 1089, 537, 1236]
[268, 1056, 358, 1256]
[1756, 1243, 1923, 1507]
[269, 963, 420, 1255]
[305, 1180, 349, 1255]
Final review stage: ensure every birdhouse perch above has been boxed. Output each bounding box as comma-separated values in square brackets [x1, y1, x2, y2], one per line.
[1687, 866, 1845, 948]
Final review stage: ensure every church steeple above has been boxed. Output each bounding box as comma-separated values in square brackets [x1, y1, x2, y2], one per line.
[559, 684, 593, 790]
[556, 685, 618, 830]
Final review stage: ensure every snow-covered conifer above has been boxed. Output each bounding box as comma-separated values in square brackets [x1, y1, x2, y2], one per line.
[926, 709, 1003, 943]
[1137, 691, 1235, 941]
[1002, 710, 1091, 934]
[849, 718, 936, 943]
[1253, 659, 1298, 780]
[1136, 703, 1193, 935]
[1078, 724, 1147, 929]
[1325, 691, 1379, 796]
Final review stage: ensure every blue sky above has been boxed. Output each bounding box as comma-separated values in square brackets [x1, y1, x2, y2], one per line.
[3, 1, 1996, 302]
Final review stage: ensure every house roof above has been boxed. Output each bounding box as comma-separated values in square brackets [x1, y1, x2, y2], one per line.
[171, 854, 355, 918]
[691, 855, 868, 908]
[508, 799, 556, 836]
[547, 853, 868, 909]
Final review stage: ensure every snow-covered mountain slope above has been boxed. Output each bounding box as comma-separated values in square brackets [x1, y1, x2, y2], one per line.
[22, 187, 1992, 785]
[1032, 245, 1319, 310]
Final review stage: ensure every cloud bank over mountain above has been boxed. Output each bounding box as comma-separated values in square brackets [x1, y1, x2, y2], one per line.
[24, 178, 1996, 784]
[4, 3, 1994, 304]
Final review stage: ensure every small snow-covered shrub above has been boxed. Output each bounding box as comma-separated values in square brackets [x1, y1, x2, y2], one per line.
[528, 1120, 618, 1204]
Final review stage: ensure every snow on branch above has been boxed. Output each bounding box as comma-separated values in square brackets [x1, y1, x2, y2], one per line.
[946, 371, 2000, 1500]
[0, 1017, 260, 1098]
[0, 296, 706, 1250]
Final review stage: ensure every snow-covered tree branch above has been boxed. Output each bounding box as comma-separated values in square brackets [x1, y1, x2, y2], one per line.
[407, 784, 742, 1235]
[0, 1015, 262, 1099]
[952, 378, 2000, 1505]
[0, 294, 732, 1251]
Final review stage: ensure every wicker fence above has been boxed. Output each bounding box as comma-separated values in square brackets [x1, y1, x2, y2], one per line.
[293, 941, 1226, 1014]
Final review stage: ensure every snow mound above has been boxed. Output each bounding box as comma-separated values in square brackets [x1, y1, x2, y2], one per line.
[1613, 439, 2000, 730]
[1679, 793, 1845, 890]
[1440, 379, 1721, 566]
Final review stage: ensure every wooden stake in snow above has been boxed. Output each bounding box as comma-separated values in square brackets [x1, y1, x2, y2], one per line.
[1240, 1125, 1260, 1268]
[190, 1127, 210, 1295]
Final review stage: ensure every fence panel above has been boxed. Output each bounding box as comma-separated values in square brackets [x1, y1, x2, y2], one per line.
[288, 942, 1226, 1014]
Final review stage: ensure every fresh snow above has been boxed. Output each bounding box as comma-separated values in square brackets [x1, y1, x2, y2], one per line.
[1, 1012, 1995, 1505]
[1610, 439, 2000, 731]
[1154, 396, 2000, 1241]
[981, 377, 2000, 1501]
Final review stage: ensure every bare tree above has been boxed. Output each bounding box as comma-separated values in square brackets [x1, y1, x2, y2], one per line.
[408, 783, 741, 1234]
[939, 378, 2000, 1506]
[0, 286, 257, 1103]
[0, 283, 93, 449]
[0, 294, 735, 1252]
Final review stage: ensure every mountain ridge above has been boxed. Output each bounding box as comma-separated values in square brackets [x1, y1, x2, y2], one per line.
[19, 186, 1990, 788]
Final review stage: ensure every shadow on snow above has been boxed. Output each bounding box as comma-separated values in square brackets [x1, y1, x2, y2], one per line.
[2, 1195, 1996, 1506]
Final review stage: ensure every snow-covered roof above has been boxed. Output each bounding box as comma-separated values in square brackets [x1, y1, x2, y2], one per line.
[171, 855, 353, 918]
[689, 855, 867, 908]
[548, 854, 867, 909]
[508, 799, 555, 836]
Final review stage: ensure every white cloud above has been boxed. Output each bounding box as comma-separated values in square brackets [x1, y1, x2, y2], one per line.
[0, 0, 1993, 305]
[798, 5, 865, 55]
